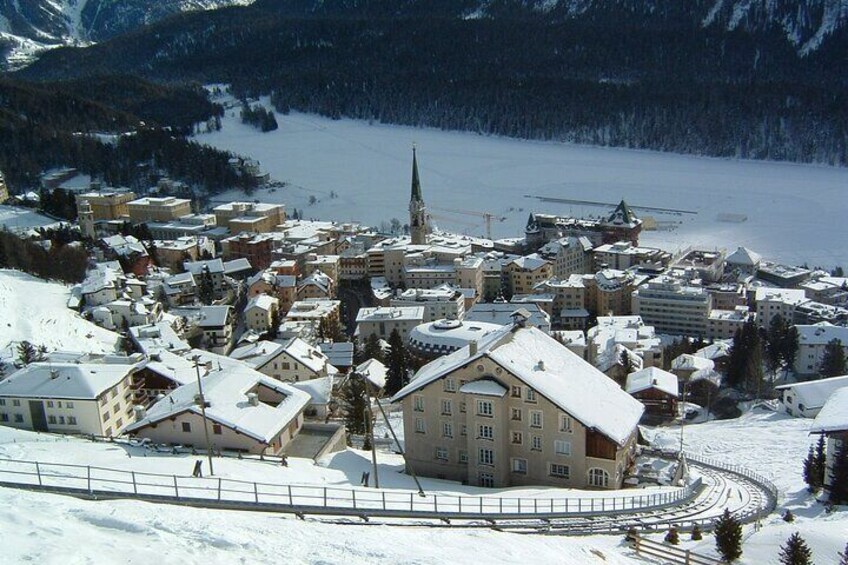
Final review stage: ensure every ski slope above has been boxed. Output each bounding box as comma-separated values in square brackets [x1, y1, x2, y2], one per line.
[198, 101, 848, 269]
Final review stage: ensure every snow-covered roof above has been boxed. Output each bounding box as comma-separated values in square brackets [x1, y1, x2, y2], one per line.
[776, 375, 848, 412]
[754, 287, 806, 304]
[725, 246, 762, 267]
[459, 379, 507, 397]
[318, 342, 354, 368]
[356, 358, 387, 388]
[409, 319, 503, 350]
[671, 354, 714, 373]
[184, 259, 224, 275]
[510, 254, 548, 271]
[464, 303, 550, 330]
[230, 338, 335, 376]
[144, 350, 198, 386]
[198, 305, 232, 328]
[245, 294, 278, 313]
[291, 376, 333, 406]
[223, 258, 253, 275]
[625, 367, 679, 397]
[810, 386, 848, 434]
[126, 363, 310, 444]
[394, 325, 643, 445]
[129, 322, 191, 356]
[796, 323, 848, 346]
[0, 362, 140, 400]
[356, 306, 425, 323]
[694, 341, 732, 361]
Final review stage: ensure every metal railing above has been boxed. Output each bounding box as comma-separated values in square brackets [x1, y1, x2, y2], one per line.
[0, 458, 703, 520]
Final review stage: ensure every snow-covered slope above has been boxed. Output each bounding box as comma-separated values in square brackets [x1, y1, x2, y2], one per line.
[0, 0, 255, 67]
[0, 269, 119, 362]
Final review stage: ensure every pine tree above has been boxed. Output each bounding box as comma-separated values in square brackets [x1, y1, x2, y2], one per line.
[726, 321, 763, 391]
[803, 444, 819, 492]
[341, 374, 368, 437]
[620, 349, 633, 374]
[814, 435, 827, 491]
[778, 532, 813, 565]
[820, 339, 846, 378]
[765, 314, 787, 378]
[691, 524, 702, 540]
[197, 266, 215, 305]
[385, 328, 409, 396]
[714, 509, 743, 562]
[16, 340, 39, 366]
[830, 438, 848, 505]
[362, 333, 384, 364]
[783, 509, 795, 522]
[838, 541, 848, 565]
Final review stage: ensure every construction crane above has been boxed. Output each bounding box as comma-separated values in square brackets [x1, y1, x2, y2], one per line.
[429, 206, 506, 239]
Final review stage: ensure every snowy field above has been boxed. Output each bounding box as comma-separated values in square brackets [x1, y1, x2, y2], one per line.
[197, 100, 848, 268]
[0, 409, 845, 563]
[0, 269, 119, 362]
[0, 205, 63, 235]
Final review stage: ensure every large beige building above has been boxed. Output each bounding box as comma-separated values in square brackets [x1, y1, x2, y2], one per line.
[632, 276, 712, 337]
[75, 190, 136, 221]
[391, 323, 643, 489]
[0, 360, 142, 437]
[128, 196, 192, 224]
[213, 201, 285, 234]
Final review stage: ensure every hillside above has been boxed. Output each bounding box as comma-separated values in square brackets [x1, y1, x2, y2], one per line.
[0, 0, 255, 67]
[16, 0, 848, 166]
[0, 269, 119, 363]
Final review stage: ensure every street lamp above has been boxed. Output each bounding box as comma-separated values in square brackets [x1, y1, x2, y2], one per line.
[191, 354, 215, 476]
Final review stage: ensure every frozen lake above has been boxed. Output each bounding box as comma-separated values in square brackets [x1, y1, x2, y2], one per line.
[197, 103, 848, 269]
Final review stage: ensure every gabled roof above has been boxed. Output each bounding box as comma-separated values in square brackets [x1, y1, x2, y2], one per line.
[184, 259, 224, 275]
[356, 358, 387, 389]
[393, 325, 643, 445]
[125, 362, 309, 443]
[671, 354, 714, 372]
[810, 386, 848, 434]
[725, 246, 762, 267]
[776, 375, 848, 412]
[245, 294, 278, 313]
[198, 305, 232, 328]
[0, 362, 140, 400]
[625, 367, 679, 397]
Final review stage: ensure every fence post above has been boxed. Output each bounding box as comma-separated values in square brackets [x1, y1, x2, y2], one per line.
[132, 471, 137, 495]
[499, 498, 503, 513]
[410, 492, 414, 512]
[173, 475, 179, 499]
[324, 487, 328, 508]
[254, 482, 259, 503]
[479, 497, 483, 514]
[518, 498, 521, 514]
[218, 478, 222, 502]
[35, 462, 42, 487]
[87, 466, 92, 493]
[434, 495, 437, 513]
[458, 496, 462, 513]
[288, 485, 293, 506]
[534, 499, 538, 513]
[352, 489, 357, 509]
[382, 491, 386, 511]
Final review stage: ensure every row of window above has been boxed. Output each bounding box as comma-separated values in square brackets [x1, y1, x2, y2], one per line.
[421, 419, 573, 456]
[182, 421, 224, 435]
[45, 400, 75, 409]
[47, 415, 78, 426]
[0, 399, 21, 407]
[417, 407, 572, 435]
[0, 413, 23, 423]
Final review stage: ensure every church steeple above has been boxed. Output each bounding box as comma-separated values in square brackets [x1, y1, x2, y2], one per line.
[408, 145, 427, 245]
[411, 146, 422, 203]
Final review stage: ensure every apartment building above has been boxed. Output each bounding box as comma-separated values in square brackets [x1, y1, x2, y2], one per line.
[794, 323, 848, 376]
[127, 196, 192, 224]
[213, 201, 286, 233]
[390, 286, 466, 323]
[755, 287, 807, 328]
[391, 323, 643, 489]
[355, 306, 425, 342]
[632, 277, 712, 337]
[75, 190, 136, 221]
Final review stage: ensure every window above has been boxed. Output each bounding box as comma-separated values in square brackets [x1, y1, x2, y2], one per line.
[588, 468, 610, 488]
[511, 431, 523, 445]
[14, 414, 23, 423]
[415, 418, 426, 434]
[48, 415, 57, 424]
[58, 416, 65, 425]
[444, 378, 456, 392]
[0, 413, 7, 422]
[12, 399, 20, 407]
[442, 422, 453, 439]
[511, 408, 522, 421]
[66, 402, 74, 409]
[282, 362, 291, 371]
[213, 424, 222, 435]
[477, 400, 493, 417]
[111, 389, 117, 399]
[441, 399, 452, 416]
[102, 412, 109, 423]
[413, 395, 425, 412]
[0, 399, 4, 406]
[459, 450, 468, 464]
[478, 424, 494, 440]
[554, 440, 572, 456]
[460, 401, 466, 413]
[57, 401, 62, 408]
[461, 424, 467, 436]
[530, 411, 543, 429]
[531, 436, 542, 451]
[435, 447, 448, 461]
[511, 386, 521, 398]
[68, 416, 77, 425]
[559, 415, 572, 433]
[46, 401, 54, 408]
[115, 418, 122, 428]
[511, 458, 528, 474]
[550, 464, 570, 479]
[479, 448, 494, 466]
[182, 422, 192, 433]
[526, 389, 537, 403]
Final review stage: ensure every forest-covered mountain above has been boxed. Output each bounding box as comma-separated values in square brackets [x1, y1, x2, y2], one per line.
[0, 0, 254, 66]
[10, 0, 848, 166]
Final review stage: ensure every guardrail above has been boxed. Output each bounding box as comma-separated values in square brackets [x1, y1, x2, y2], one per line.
[632, 536, 722, 565]
[0, 458, 703, 520]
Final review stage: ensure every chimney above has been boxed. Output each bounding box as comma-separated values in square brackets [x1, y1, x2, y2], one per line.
[133, 405, 147, 420]
[49, 369, 60, 380]
[247, 393, 259, 407]
[538, 360, 545, 371]
[469, 340, 478, 357]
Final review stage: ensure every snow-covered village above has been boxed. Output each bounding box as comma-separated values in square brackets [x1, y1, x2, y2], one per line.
[1, 2, 848, 563]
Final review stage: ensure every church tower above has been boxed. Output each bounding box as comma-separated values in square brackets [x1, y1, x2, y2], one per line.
[78, 199, 96, 240]
[409, 146, 428, 245]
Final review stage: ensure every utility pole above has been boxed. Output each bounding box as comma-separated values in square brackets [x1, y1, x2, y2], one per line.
[191, 355, 215, 476]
